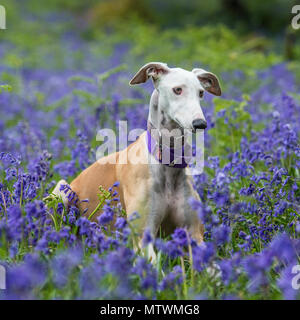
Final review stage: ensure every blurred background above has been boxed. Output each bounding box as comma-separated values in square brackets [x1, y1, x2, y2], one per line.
[0, 0, 299, 75]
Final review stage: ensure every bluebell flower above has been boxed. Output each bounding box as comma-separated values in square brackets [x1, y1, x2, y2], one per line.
[212, 225, 231, 246]
[193, 242, 215, 272]
[97, 204, 114, 225]
[142, 228, 152, 247]
[277, 264, 300, 300]
[114, 217, 127, 230]
[172, 228, 189, 247]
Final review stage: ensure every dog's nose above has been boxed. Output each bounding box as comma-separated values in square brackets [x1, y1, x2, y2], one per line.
[192, 119, 207, 130]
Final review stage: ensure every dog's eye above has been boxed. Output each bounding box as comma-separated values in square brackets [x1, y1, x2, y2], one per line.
[199, 90, 204, 98]
[173, 87, 182, 95]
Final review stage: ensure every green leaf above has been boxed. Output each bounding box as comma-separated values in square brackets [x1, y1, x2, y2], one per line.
[0, 85, 12, 93]
[213, 97, 237, 113]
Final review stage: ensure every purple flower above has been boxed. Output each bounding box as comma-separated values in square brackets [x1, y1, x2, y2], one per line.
[68, 206, 79, 225]
[4, 253, 47, 299]
[172, 228, 189, 247]
[278, 264, 300, 300]
[114, 217, 127, 230]
[79, 262, 104, 299]
[269, 233, 297, 265]
[76, 217, 93, 237]
[97, 204, 114, 225]
[242, 250, 273, 293]
[51, 246, 83, 288]
[212, 225, 231, 246]
[189, 198, 212, 225]
[193, 242, 215, 272]
[104, 247, 134, 276]
[142, 228, 152, 247]
[159, 265, 183, 290]
[132, 257, 157, 291]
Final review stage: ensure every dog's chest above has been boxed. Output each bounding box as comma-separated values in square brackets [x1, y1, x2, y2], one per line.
[151, 166, 189, 216]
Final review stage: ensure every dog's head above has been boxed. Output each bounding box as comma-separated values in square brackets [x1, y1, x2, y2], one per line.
[129, 62, 221, 131]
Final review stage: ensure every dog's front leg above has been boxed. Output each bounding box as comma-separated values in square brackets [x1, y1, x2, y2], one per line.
[140, 192, 168, 263]
[186, 190, 205, 244]
[187, 214, 204, 244]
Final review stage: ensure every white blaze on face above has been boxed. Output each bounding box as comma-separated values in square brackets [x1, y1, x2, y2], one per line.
[156, 68, 206, 129]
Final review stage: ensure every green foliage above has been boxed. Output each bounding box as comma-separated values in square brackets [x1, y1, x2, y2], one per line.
[4, 0, 297, 34]
[209, 95, 252, 158]
[88, 186, 111, 221]
[98, 23, 282, 75]
[3, 0, 300, 73]
[0, 84, 12, 93]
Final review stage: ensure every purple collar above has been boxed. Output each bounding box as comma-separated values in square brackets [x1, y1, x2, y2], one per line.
[146, 124, 192, 169]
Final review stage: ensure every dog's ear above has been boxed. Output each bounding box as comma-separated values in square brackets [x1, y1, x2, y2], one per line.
[192, 68, 222, 96]
[129, 62, 170, 85]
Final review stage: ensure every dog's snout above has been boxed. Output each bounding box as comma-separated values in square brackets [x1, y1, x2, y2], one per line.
[192, 119, 207, 130]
